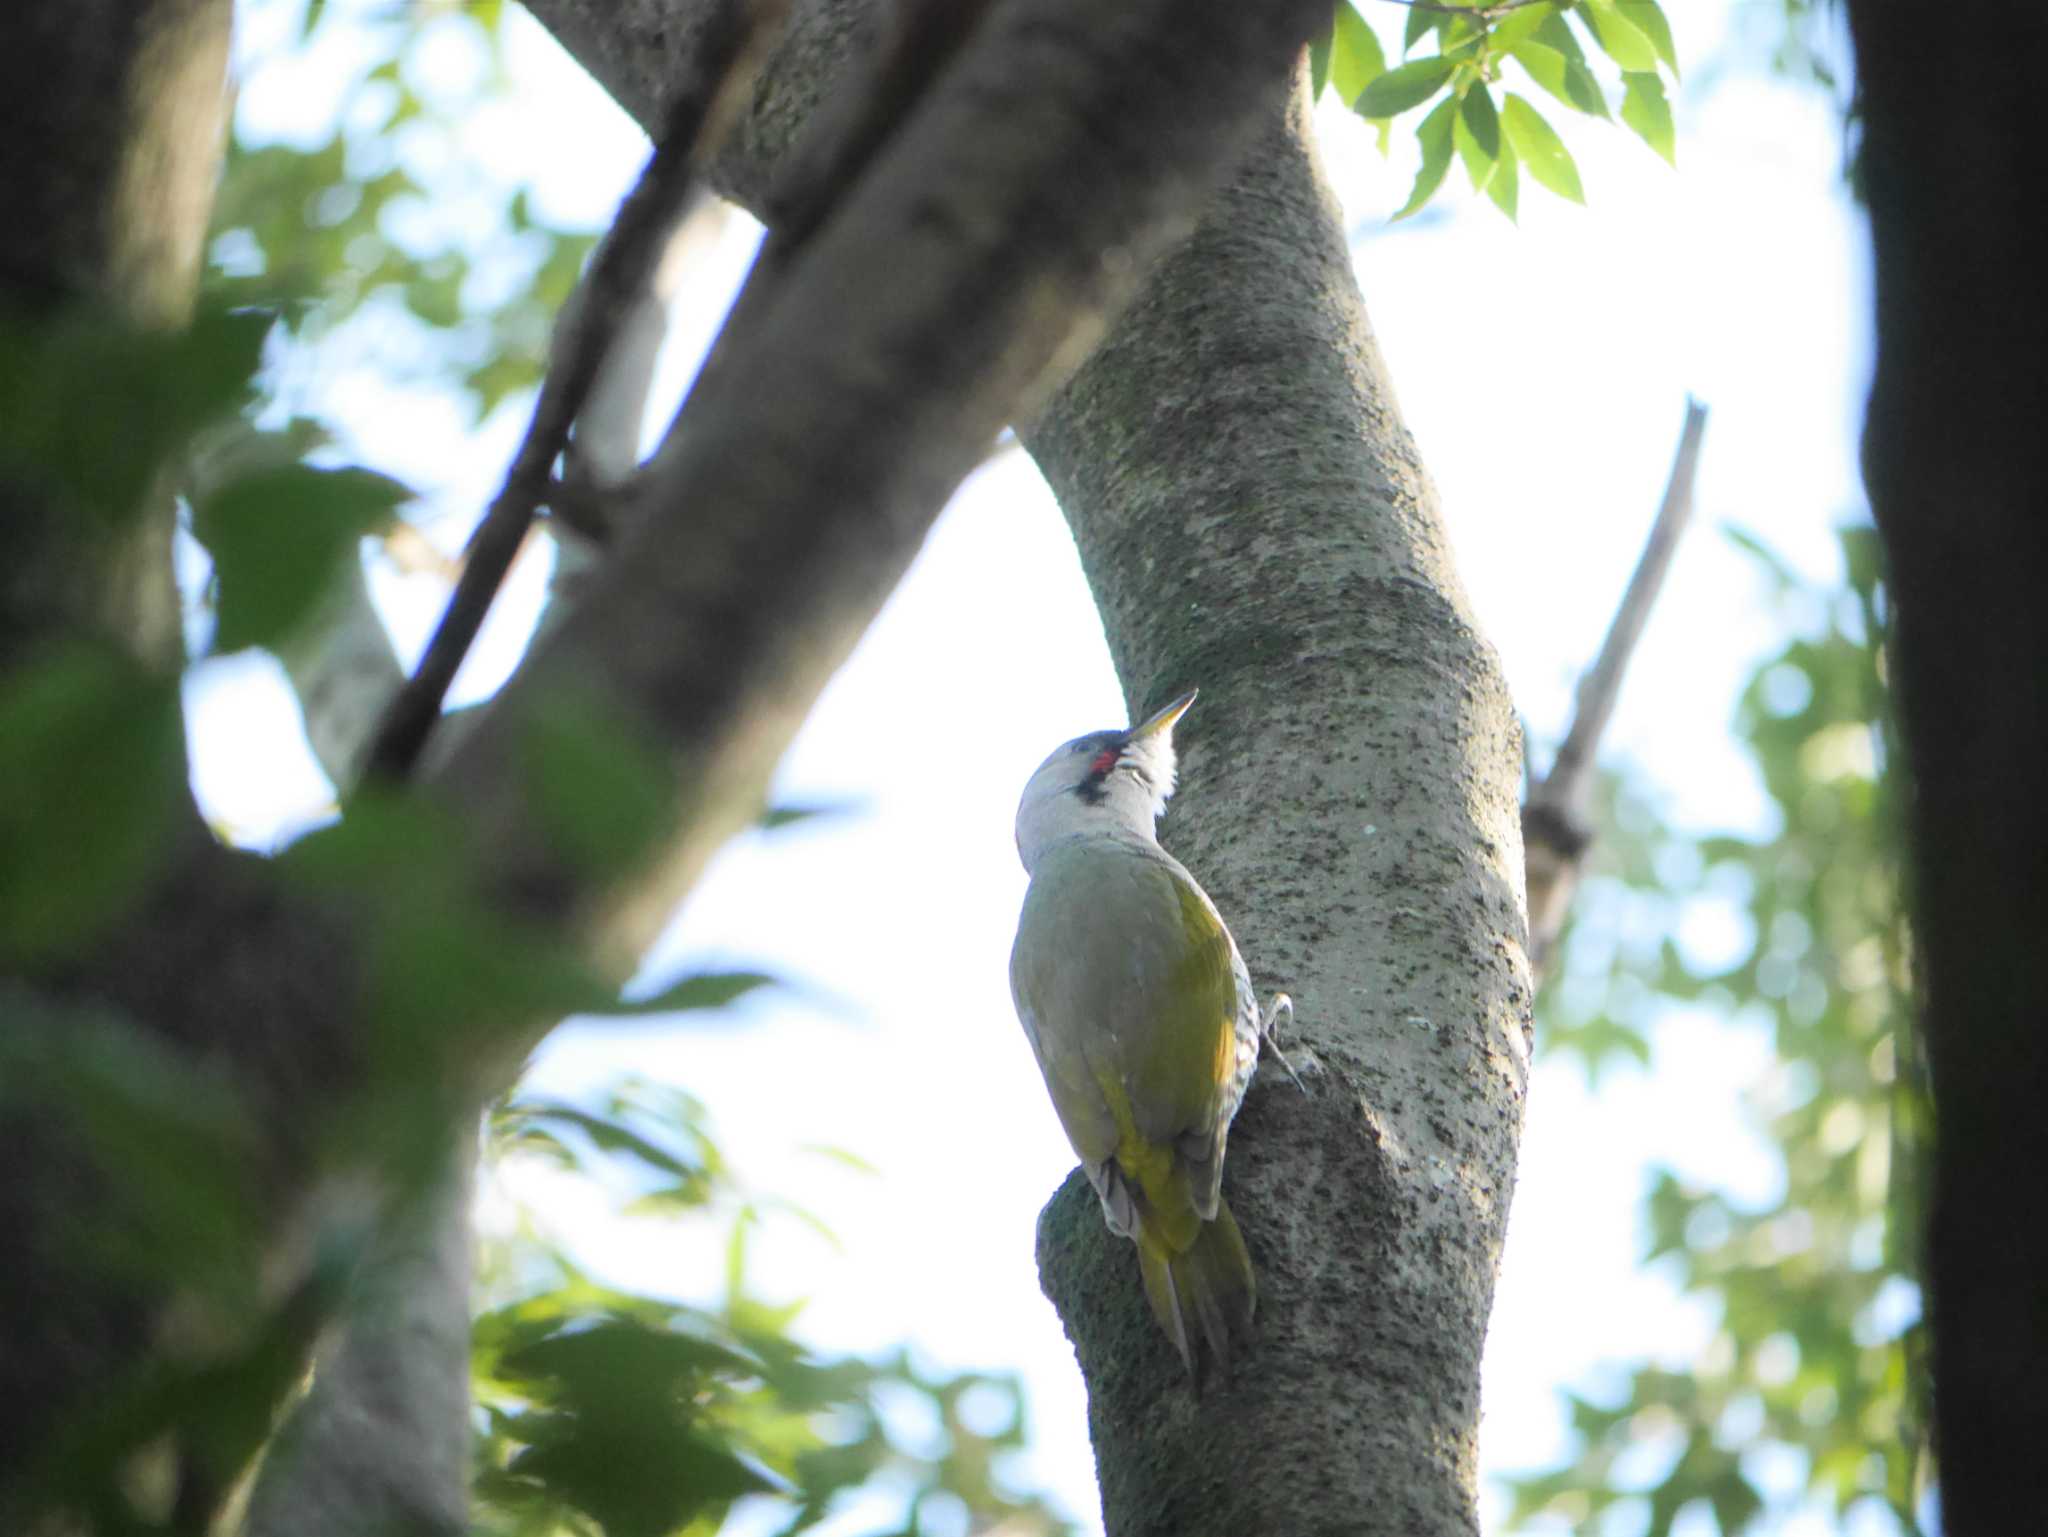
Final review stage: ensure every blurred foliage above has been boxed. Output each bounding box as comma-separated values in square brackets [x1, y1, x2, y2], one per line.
[1511, 526, 1931, 1533]
[475, 1079, 1073, 1537]
[1744, 0, 1844, 93]
[212, 0, 597, 421]
[7, 5, 1070, 1525]
[1309, 0, 1681, 221]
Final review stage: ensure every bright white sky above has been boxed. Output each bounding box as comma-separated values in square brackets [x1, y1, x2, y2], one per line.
[196, 3, 1878, 1533]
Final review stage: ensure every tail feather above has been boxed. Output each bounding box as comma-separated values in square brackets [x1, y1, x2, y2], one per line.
[1135, 1198, 1255, 1376]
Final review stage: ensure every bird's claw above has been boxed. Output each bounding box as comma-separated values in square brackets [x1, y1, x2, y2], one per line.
[1258, 993, 1309, 1093]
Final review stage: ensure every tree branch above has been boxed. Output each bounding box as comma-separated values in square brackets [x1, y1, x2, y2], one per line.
[361, 0, 778, 784]
[1845, 3, 2048, 1524]
[238, 1140, 475, 1537]
[12, 0, 1334, 1502]
[1022, 73, 1528, 1535]
[1523, 396, 1708, 973]
[436, 0, 1336, 980]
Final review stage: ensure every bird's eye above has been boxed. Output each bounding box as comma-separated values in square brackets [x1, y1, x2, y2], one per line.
[1089, 747, 1121, 777]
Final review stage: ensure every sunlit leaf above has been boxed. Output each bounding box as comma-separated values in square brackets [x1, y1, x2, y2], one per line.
[1393, 97, 1458, 220]
[1502, 93, 1585, 203]
[1330, 2, 1387, 108]
[1488, 2, 1556, 53]
[1509, 39, 1612, 120]
[1455, 83, 1501, 191]
[1620, 70, 1677, 163]
[1615, 0, 1680, 74]
[1582, 0, 1661, 72]
[1356, 55, 1456, 119]
[801, 1143, 881, 1177]
[1486, 138, 1520, 222]
[1403, 3, 1441, 56]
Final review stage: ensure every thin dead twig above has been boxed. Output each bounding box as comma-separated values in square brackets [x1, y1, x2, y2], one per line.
[360, 0, 787, 785]
[1524, 396, 1709, 973]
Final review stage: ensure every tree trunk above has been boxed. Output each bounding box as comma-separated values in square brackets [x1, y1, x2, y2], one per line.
[1024, 81, 1528, 1537]
[1844, 6, 2048, 1530]
[0, 0, 229, 664]
[0, 0, 233, 1489]
[4, 0, 1338, 1527]
[525, 5, 1531, 1532]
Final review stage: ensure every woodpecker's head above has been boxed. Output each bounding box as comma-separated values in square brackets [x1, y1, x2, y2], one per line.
[1014, 689, 1196, 872]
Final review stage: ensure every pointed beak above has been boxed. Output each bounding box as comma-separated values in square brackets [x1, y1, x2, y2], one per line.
[1130, 688, 1197, 740]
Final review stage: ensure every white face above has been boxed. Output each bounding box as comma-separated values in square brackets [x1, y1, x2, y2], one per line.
[1013, 726, 1179, 870]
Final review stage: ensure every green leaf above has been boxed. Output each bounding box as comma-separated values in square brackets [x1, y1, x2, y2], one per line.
[725, 1205, 754, 1306]
[194, 464, 410, 652]
[1440, 12, 1486, 58]
[1723, 524, 1801, 588]
[800, 1143, 881, 1176]
[1403, 4, 1441, 56]
[1393, 97, 1458, 220]
[1531, 4, 1615, 114]
[1616, 0, 1679, 74]
[518, 684, 675, 883]
[1330, 3, 1388, 108]
[1621, 70, 1677, 163]
[613, 971, 776, 1017]
[1502, 93, 1585, 202]
[1488, 2, 1556, 53]
[280, 791, 468, 896]
[0, 1003, 267, 1300]
[1582, 0, 1662, 72]
[0, 646, 184, 959]
[1454, 85, 1501, 191]
[1487, 138, 1520, 222]
[1356, 55, 1456, 119]
[1535, 9, 1595, 66]
[1510, 40, 1611, 118]
[759, 800, 861, 832]
[516, 1102, 700, 1180]
[0, 304, 272, 528]
[1309, 30, 1332, 99]
[378, 903, 611, 1043]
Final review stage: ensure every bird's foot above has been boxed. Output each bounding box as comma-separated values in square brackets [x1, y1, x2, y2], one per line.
[1257, 993, 1309, 1093]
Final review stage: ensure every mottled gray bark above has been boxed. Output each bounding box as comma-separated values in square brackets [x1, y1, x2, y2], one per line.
[440, 0, 1333, 973]
[241, 1144, 475, 1537]
[1024, 84, 1528, 1537]
[0, 0, 229, 666]
[1846, 4, 2048, 1529]
[523, 5, 1531, 1532]
[0, 0, 237, 1494]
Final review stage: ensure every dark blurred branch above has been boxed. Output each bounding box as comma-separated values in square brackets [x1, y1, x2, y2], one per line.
[1846, 2, 2048, 1525]
[433, 0, 1335, 983]
[1523, 396, 1708, 974]
[362, 0, 782, 784]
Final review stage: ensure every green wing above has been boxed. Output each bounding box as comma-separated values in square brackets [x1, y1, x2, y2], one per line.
[1009, 841, 1242, 1240]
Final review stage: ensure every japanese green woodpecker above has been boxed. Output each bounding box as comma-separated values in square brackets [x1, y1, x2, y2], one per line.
[1009, 689, 1290, 1373]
